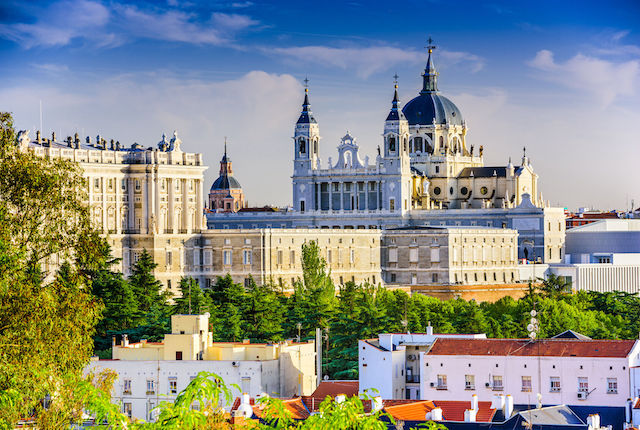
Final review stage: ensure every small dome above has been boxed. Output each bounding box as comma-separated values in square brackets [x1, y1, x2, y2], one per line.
[402, 93, 464, 126]
[210, 175, 241, 191]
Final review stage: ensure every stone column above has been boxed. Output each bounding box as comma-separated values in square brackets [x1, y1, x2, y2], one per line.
[101, 178, 107, 232]
[182, 178, 188, 232]
[195, 179, 203, 231]
[127, 178, 135, 231]
[115, 176, 121, 234]
[364, 181, 369, 211]
[142, 173, 149, 234]
[168, 178, 174, 233]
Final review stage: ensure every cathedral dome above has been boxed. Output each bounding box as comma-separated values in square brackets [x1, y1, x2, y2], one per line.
[402, 93, 464, 126]
[402, 41, 464, 127]
[210, 174, 241, 191]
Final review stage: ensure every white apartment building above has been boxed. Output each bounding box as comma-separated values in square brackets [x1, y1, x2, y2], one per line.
[86, 314, 316, 421]
[420, 337, 640, 409]
[359, 328, 486, 400]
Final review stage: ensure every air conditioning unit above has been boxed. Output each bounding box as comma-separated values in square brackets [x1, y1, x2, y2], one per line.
[577, 391, 587, 400]
[232, 361, 239, 367]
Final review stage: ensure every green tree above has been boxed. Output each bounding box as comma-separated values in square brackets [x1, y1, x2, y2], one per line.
[174, 277, 210, 315]
[243, 277, 285, 342]
[0, 112, 105, 426]
[539, 273, 572, 298]
[207, 275, 247, 341]
[129, 249, 171, 314]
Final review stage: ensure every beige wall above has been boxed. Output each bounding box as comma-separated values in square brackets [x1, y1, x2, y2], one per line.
[383, 227, 519, 287]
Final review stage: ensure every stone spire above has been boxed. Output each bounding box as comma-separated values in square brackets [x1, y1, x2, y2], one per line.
[296, 78, 317, 124]
[420, 37, 438, 94]
[386, 74, 406, 121]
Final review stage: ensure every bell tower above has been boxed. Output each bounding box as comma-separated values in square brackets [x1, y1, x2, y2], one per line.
[382, 77, 412, 214]
[292, 80, 321, 212]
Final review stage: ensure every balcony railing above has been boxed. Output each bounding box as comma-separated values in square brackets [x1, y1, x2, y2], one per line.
[406, 375, 420, 384]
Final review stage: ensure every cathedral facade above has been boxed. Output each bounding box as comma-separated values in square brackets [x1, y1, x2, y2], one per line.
[208, 45, 565, 264]
[292, 45, 540, 215]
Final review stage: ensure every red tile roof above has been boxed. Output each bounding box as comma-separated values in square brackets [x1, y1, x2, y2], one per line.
[384, 400, 436, 421]
[427, 338, 636, 358]
[253, 398, 310, 420]
[311, 380, 359, 399]
[434, 400, 495, 422]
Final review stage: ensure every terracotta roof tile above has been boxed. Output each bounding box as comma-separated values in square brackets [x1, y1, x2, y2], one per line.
[384, 400, 436, 421]
[253, 398, 310, 420]
[427, 338, 636, 358]
[434, 400, 495, 422]
[311, 380, 359, 399]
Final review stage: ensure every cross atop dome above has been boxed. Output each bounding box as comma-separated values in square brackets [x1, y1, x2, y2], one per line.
[421, 36, 439, 94]
[426, 36, 436, 54]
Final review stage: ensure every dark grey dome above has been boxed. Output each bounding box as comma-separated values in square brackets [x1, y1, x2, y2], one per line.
[402, 93, 464, 126]
[211, 175, 241, 191]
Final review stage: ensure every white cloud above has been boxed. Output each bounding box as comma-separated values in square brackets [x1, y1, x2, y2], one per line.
[0, 0, 112, 48]
[0, 0, 259, 48]
[2, 70, 302, 206]
[270, 45, 484, 78]
[528, 49, 639, 106]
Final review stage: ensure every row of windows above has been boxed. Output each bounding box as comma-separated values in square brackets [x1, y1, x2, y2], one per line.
[435, 374, 618, 394]
[90, 178, 197, 193]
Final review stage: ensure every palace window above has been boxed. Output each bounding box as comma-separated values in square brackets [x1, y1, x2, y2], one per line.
[223, 250, 232, 266]
[123, 403, 132, 418]
[299, 138, 305, 154]
[243, 250, 252, 265]
[432, 273, 438, 283]
[389, 136, 396, 152]
[277, 250, 283, 265]
[123, 379, 132, 395]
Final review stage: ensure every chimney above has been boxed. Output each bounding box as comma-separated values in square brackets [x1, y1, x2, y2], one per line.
[51, 131, 56, 142]
[504, 394, 514, 418]
[587, 414, 601, 430]
[430, 407, 443, 421]
[464, 409, 477, 422]
[123, 333, 129, 347]
[491, 394, 505, 410]
[426, 322, 433, 336]
[471, 394, 478, 411]
[36, 130, 41, 143]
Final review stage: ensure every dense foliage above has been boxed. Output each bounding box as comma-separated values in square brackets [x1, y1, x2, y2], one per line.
[0, 113, 105, 426]
[92, 238, 640, 381]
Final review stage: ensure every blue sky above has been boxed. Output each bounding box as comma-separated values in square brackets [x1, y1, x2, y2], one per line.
[1, 0, 639, 210]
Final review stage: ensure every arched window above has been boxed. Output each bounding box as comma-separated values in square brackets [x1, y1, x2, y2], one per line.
[299, 138, 306, 154]
[389, 136, 396, 152]
[439, 136, 444, 147]
[313, 139, 318, 154]
[415, 137, 423, 153]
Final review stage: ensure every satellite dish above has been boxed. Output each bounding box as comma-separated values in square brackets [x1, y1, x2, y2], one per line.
[530, 317, 538, 325]
[530, 310, 537, 317]
[529, 332, 537, 339]
[527, 324, 534, 332]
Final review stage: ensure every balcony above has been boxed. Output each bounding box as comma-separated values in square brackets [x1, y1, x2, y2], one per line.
[406, 375, 420, 384]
